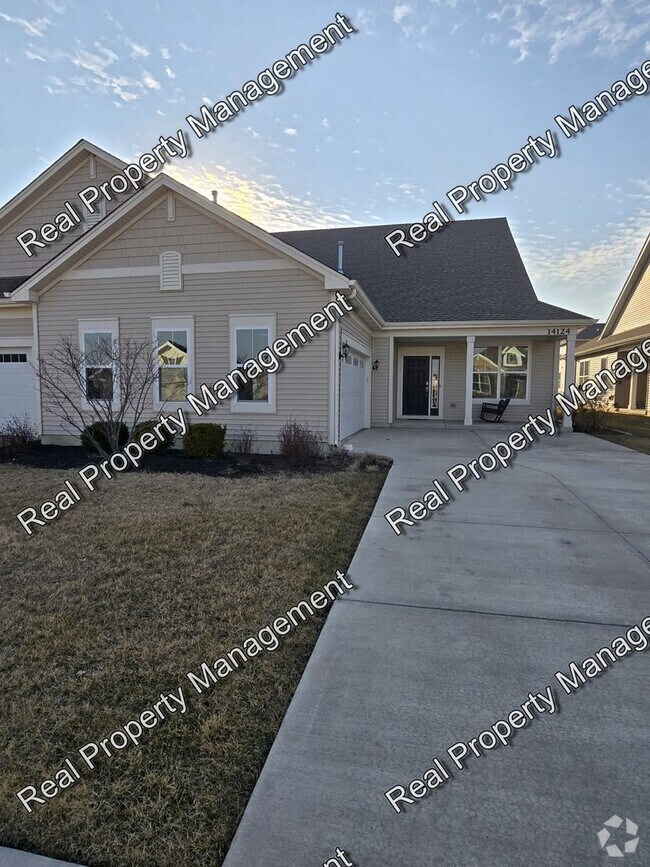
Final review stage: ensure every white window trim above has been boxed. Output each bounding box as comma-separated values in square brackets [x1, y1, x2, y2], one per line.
[78, 318, 119, 409]
[471, 342, 532, 405]
[152, 316, 195, 410]
[229, 314, 277, 414]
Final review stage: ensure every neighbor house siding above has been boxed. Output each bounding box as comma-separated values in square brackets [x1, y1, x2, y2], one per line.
[0, 158, 122, 279]
[611, 259, 650, 335]
[37, 200, 335, 448]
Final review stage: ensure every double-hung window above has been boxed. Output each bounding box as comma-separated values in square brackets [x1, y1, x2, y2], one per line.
[472, 344, 530, 402]
[578, 360, 591, 386]
[79, 320, 118, 403]
[152, 317, 194, 405]
[230, 315, 276, 413]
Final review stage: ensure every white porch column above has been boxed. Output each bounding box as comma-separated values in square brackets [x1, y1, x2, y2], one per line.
[464, 335, 475, 426]
[628, 371, 638, 410]
[552, 339, 561, 396]
[563, 332, 576, 429]
[388, 336, 395, 424]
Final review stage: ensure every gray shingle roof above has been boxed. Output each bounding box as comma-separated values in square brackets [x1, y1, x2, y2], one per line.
[0, 276, 29, 296]
[274, 218, 590, 323]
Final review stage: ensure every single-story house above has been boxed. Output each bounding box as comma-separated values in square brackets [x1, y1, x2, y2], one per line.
[574, 231, 650, 413]
[0, 140, 594, 449]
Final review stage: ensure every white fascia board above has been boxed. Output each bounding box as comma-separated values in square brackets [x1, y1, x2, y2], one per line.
[13, 173, 350, 300]
[0, 140, 126, 231]
[160, 175, 351, 290]
[601, 231, 650, 339]
[11, 186, 169, 301]
[347, 280, 385, 329]
[383, 319, 595, 337]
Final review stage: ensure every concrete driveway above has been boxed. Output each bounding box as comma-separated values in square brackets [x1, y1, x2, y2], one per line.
[224, 429, 650, 867]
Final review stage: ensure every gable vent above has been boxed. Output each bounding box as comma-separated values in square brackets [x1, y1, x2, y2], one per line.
[160, 251, 183, 291]
[83, 199, 105, 231]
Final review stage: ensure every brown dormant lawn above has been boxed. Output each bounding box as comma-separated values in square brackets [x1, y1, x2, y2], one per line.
[0, 457, 388, 866]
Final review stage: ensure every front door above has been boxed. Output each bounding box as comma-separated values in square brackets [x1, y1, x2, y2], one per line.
[402, 356, 429, 415]
[402, 354, 442, 417]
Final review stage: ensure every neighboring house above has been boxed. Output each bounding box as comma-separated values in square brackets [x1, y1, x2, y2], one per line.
[574, 231, 650, 413]
[557, 321, 604, 393]
[0, 140, 594, 448]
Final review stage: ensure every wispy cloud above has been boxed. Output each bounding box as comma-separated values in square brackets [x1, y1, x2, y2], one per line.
[517, 182, 650, 316]
[0, 12, 51, 37]
[283, 127, 298, 136]
[125, 39, 149, 58]
[487, 0, 650, 64]
[165, 162, 362, 232]
[142, 70, 161, 90]
[165, 65, 175, 79]
[393, 3, 415, 25]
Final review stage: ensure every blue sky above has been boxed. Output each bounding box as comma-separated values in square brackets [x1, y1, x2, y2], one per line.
[0, 0, 649, 319]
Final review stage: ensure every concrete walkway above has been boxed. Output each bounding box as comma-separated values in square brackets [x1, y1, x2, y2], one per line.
[0, 849, 84, 867]
[224, 428, 650, 866]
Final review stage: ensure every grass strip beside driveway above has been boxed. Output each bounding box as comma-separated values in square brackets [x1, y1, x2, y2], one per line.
[595, 412, 650, 455]
[0, 460, 388, 867]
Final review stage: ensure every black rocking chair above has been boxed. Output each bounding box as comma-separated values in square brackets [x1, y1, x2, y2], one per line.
[480, 397, 510, 422]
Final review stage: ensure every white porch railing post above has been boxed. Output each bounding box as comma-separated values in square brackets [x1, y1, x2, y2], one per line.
[464, 335, 475, 426]
[563, 332, 577, 429]
[628, 371, 638, 410]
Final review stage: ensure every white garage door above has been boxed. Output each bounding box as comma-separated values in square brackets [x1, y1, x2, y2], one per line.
[341, 350, 368, 440]
[0, 349, 36, 428]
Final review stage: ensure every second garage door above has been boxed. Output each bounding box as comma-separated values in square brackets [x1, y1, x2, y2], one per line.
[0, 349, 36, 428]
[340, 350, 368, 440]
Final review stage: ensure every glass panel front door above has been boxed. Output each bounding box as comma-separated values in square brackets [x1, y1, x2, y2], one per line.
[430, 356, 440, 416]
[402, 355, 442, 417]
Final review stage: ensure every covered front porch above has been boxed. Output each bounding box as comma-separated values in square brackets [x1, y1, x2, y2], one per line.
[371, 328, 578, 429]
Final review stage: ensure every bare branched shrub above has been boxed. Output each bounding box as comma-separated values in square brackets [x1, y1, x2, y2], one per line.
[228, 426, 257, 458]
[278, 420, 322, 467]
[35, 336, 162, 457]
[0, 414, 36, 458]
[572, 399, 608, 433]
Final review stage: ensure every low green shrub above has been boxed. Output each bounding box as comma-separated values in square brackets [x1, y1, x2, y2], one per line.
[131, 419, 175, 451]
[81, 421, 129, 454]
[183, 423, 226, 459]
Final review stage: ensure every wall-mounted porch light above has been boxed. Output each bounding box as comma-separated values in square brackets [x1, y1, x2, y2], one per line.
[372, 359, 380, 370]
[339, 341, 350, 360]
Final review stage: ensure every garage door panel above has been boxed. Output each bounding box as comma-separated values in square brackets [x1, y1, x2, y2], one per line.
[0, 349, 36, 427]
[340, 350, 368, 440]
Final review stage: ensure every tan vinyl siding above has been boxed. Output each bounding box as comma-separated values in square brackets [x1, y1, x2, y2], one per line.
[341, 311, 372, 352]
[78, 199, 271, 267]
[37, 201, 334, 446]
[0, 310, 33, 339]
[371, 335, 390, 425]
[0, 159, 122, 279]
[612, 259, 650, 334]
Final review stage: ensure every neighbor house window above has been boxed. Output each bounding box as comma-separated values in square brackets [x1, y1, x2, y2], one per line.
[473, 345, 530, 401]
[152, 317, 193, 405]
[79, 320, 118, 403]
[578, 360, 590, 386]
[230, 315, 276, 413]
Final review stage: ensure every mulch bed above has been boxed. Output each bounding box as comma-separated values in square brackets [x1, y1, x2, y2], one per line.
[0, 443, 387, 478]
